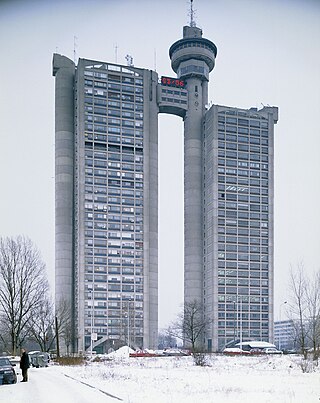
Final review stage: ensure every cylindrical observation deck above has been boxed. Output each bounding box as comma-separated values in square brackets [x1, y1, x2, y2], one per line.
[169, 26, 217, 81]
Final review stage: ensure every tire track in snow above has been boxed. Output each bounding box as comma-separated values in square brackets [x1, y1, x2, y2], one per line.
[64, 373, 123, 401]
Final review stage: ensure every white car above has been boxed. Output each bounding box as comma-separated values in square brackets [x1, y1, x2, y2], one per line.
[222, 347, 250, 355]
[263, 347, 282, 354]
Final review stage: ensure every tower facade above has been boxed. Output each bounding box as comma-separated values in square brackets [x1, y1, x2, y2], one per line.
[53, 56, 159, 352]
[203, 104, 278, 351]
[53, 22, 277, 353]
[169, 26, 217, 305]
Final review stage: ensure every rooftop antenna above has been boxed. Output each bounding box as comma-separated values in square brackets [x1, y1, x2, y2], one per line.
[114, 43, 118, 63]
[154, 48, 157, 71]
[189, 0, 196, 27]
[73, 35, 78, 64]
[125, 54, 134, 66]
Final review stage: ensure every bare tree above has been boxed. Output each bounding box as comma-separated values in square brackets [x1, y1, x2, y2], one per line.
[305, 271, 320, 360]
[158, 331, 177, 349]
[0, 236, 49, 355]
[168, 299, 211, 353]
[288, 264, 309, 359]
[55, 298, 73, 355]
[28, 295, 55, 352]
[288, 264, 320, 363]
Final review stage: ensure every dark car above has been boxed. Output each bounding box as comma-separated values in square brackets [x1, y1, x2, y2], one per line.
[0, 357, 17, 385]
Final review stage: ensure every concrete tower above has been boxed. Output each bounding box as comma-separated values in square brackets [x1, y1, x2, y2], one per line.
[52, 55, 75, 312]
[53, 55, 159, 352]
[169, 26, 217, 304]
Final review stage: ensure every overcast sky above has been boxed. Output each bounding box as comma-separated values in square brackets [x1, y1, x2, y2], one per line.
[0, 0, 319, 329]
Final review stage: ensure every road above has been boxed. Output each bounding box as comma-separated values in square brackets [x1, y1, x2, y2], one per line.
[0, 366, 122, 403]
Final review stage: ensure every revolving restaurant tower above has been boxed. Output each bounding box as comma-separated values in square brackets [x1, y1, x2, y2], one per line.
[53, 22, 278, 353]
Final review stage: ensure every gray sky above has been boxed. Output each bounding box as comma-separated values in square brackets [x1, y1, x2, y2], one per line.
[0, 0, 319, 329]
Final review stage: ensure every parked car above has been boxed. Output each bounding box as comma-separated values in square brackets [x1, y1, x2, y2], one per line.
[163, 349, 191, 356]
[249, 348, 265, 355]
[0, 357, 17, 385]
[29, 351, 50, 368]
[263, 347, 283, 354]
[222, 348, 250, 355]
[129, 349, 156, 357]
[235, 341, 277, 351]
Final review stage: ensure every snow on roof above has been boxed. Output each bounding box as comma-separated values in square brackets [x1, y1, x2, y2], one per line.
[235, 341, 276, 348]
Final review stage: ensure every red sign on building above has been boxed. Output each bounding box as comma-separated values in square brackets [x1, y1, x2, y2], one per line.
[161, 76, 185, 88]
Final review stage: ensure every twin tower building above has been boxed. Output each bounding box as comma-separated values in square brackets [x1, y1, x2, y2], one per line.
[53, 23, 278, 353]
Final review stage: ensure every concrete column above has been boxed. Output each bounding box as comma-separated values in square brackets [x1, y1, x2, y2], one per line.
[52, 54, 75, 310]
[143, 70, 159, 349]
[184, 77, 206, 304]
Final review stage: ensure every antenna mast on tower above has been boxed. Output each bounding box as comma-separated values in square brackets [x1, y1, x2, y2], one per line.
[189, 0, 196, 27]
[114, 43, 118, 63]
[73, 36, 78, 64]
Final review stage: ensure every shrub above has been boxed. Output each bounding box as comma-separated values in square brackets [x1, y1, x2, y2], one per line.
[299, 358, 315, 373]
[55, 356, 86, 366]
[193, 351, 209, 367]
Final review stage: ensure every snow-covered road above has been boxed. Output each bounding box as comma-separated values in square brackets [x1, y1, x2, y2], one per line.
[0, 366, 122, 403]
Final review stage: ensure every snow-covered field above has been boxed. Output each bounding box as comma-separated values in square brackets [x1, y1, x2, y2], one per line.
[1, 351, 319, 403]
[60, 352, 319, 403]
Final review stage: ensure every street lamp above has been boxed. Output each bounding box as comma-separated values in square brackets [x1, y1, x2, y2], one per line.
[235, 295, 243, 350]
[239, 296, 243, 350]
[127, 297, 132, 350]
[90, 290, 93, 358]
[127, 299, 130, 348]
[233, 301, 236, 342]
[89, 289, 98, 357]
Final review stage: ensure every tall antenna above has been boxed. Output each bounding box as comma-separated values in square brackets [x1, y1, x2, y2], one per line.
[73, 36, 78, 64]
[114, 43, 118, 63]
[189, 0, 196, 27]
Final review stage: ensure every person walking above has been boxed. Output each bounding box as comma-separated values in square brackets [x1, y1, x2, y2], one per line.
[20, 348, 30, 382]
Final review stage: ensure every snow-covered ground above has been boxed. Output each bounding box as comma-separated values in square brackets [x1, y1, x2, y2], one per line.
[1, 351, 319, 403]
[60, 353, 320, 403]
